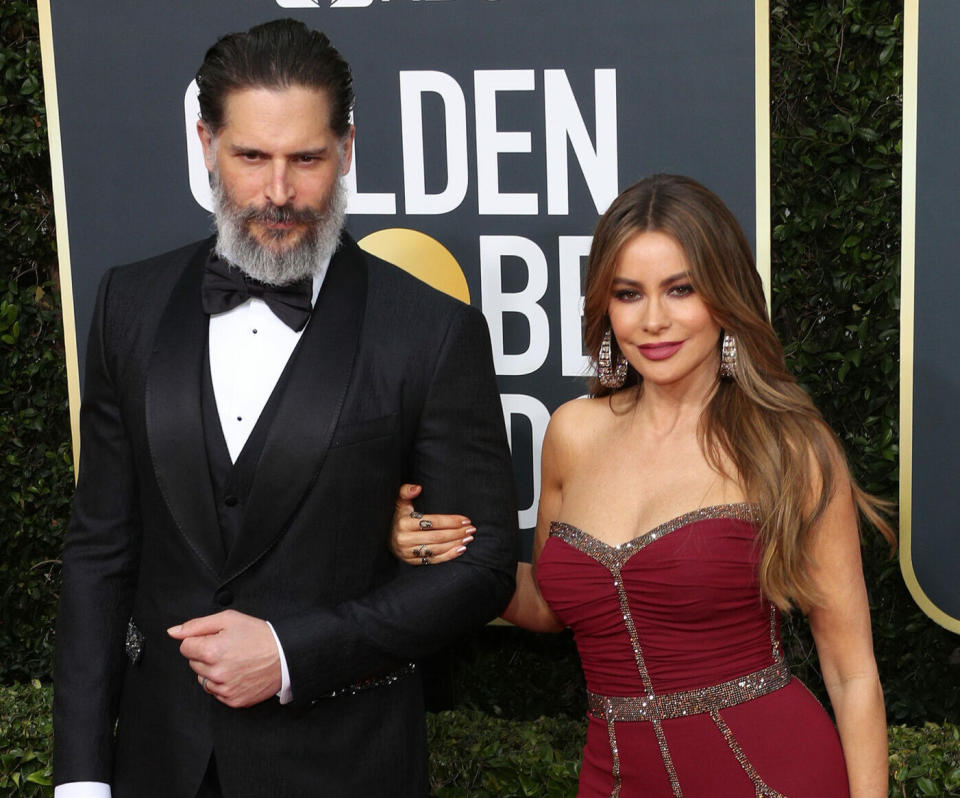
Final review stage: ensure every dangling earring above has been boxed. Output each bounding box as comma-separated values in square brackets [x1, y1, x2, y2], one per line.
[598, 329, 628, 388]
[719, 333, 738, 379]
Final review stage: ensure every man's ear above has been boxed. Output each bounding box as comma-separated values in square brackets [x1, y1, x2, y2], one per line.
[197, 121, 216, 172]
[339, 126, 355, 176]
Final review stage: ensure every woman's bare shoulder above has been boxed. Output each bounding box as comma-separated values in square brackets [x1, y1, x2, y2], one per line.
[547, 395, 623, 449]
[550, 395, 608, 428]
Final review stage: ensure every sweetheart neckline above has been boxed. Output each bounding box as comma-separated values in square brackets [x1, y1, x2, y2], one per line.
[550, 502, 759, 552]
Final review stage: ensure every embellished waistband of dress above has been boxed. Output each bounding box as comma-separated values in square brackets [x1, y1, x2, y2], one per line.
[587, 658, 791, 723]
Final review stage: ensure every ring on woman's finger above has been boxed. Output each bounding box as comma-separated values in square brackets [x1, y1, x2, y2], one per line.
[413, 544, 426, 557]
[410, 511, 424, 519]
[419, 519, 433, 530]
[201, 677, 208, 691]
[420, 556, 431, 565]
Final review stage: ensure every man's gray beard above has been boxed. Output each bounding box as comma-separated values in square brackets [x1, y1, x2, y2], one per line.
[211, 172, 347, 286]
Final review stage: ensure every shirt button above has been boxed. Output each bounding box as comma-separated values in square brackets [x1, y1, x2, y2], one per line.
[215, 589, 234, 607]
[224, 495, 239, 507]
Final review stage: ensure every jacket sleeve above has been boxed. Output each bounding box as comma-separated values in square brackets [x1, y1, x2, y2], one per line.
[53, 270, 141, 785]
[271, 303, 518, 701]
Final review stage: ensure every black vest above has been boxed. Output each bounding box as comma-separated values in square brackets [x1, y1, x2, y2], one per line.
[201, 348, 289, 560]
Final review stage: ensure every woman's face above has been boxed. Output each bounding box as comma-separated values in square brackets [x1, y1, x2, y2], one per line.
[606, 231, 721, 390]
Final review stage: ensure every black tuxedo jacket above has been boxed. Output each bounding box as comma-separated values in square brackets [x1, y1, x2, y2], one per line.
[53, 235, 518, 797]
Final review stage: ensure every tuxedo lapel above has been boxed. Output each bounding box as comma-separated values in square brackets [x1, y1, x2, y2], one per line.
[221, 237, 368, 582]
[145, 239, 225, 574]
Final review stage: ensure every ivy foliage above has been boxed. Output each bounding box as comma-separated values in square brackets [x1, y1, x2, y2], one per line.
[888, 723, 960, 797]
[769, 0, 960, 727]
[428, 710, 583, 798]
[0, 2, 70, 684]
[0, 682, 52, 796]
[770, 1, 901, 493]
[2, 683, 960, 798]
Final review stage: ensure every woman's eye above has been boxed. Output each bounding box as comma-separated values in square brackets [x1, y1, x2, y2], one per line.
[669, 284, 694, 297]
[613, 289, 639, 301]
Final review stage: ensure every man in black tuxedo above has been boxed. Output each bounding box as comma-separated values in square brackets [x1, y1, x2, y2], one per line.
[53, 19, 517, 798]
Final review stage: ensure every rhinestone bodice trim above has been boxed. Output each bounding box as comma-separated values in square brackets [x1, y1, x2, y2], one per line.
[549, 502, 760, 571]
[587, 657, 791, 723]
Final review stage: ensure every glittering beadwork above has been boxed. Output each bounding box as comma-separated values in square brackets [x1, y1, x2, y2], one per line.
[587, 658, 791, 722]
[550, 503, 759, 571]
[606, 714, 622, 798]
[653, 720, 683, 798]
[768, 604, 782, 662]
[712, 711, 788, 797]
[125, 618, 144, 665]
[317, 663, 417, 699]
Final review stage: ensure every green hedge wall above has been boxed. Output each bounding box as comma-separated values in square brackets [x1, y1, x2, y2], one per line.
[0, 1, 70, 684]
[2, 683, 959, 797]
[768, 1, 960, 727]
[0, 0, 957, 737]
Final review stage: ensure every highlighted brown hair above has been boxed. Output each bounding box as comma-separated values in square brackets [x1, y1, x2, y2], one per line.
[584, 174, 894, 610]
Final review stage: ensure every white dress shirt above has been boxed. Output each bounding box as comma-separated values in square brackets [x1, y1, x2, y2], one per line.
[55, 258, 329, 798]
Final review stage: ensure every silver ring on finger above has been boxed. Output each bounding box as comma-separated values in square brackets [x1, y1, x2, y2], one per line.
[419, 519, 433, 530]
[413, 544, 426, 557]
[420, 556, 431, 565]
[201, 677, 208, 691]
[410, 511, 424, 519]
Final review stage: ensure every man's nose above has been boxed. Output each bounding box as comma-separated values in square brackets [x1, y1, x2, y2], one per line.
[265, 160, 294, 206]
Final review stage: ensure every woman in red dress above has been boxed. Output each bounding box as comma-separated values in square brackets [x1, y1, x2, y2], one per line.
[392, 174, 893, 797]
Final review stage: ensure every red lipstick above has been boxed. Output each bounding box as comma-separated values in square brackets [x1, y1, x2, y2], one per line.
[637, 341, 683, 360]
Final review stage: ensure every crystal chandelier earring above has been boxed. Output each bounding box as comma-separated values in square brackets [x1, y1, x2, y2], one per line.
[719, 333, 738, 379]
[598, 329, 628, 388]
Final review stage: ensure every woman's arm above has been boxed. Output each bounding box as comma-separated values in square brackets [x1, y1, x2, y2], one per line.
[390, 406, 578, 633]
[499, 412, 568, 632]
[806, 462, 887, 797]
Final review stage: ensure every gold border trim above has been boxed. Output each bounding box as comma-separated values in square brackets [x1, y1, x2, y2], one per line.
[898, 0, 960, 632]
[37, 0, 81, 476]
[755, 0, 771, 305]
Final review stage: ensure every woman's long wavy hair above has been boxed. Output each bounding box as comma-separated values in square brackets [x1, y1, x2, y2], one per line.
[583, 174, 894, 611]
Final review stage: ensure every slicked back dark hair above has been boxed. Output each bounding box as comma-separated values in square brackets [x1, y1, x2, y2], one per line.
[196, 18, 354, 137]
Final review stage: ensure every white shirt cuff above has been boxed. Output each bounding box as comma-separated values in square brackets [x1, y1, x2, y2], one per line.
[54, 783, 111, 798]
[266, 620, 293, 704]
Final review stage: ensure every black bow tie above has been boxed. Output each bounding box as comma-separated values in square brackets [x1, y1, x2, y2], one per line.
[201, 256, 314, 332]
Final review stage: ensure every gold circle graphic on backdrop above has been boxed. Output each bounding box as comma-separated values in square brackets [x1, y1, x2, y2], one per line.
[358, 228, 470, 304]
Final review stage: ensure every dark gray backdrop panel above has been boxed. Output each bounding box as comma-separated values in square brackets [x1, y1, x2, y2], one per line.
[912, 0, 960, 619]
[49, 0, 757, 542]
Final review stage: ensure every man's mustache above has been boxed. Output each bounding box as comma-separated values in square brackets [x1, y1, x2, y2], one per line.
[240, 203, 326, 226]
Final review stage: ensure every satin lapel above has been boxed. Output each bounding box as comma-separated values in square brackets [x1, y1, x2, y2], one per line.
[145, 240, 224, 574]
[221, 238, 368, 582]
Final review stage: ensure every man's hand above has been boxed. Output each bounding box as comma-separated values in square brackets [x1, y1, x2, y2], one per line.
[167, 610, 281, 708]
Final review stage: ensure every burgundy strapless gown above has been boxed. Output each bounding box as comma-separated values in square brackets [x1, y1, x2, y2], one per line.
[536, 504, 849, 797]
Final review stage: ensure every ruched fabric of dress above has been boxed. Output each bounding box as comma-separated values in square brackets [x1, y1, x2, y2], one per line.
[536, 505, 849, 798]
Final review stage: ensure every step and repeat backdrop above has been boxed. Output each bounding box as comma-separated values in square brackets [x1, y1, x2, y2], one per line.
[901, 0, 960, 632]
[39, 0, 767, 552]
